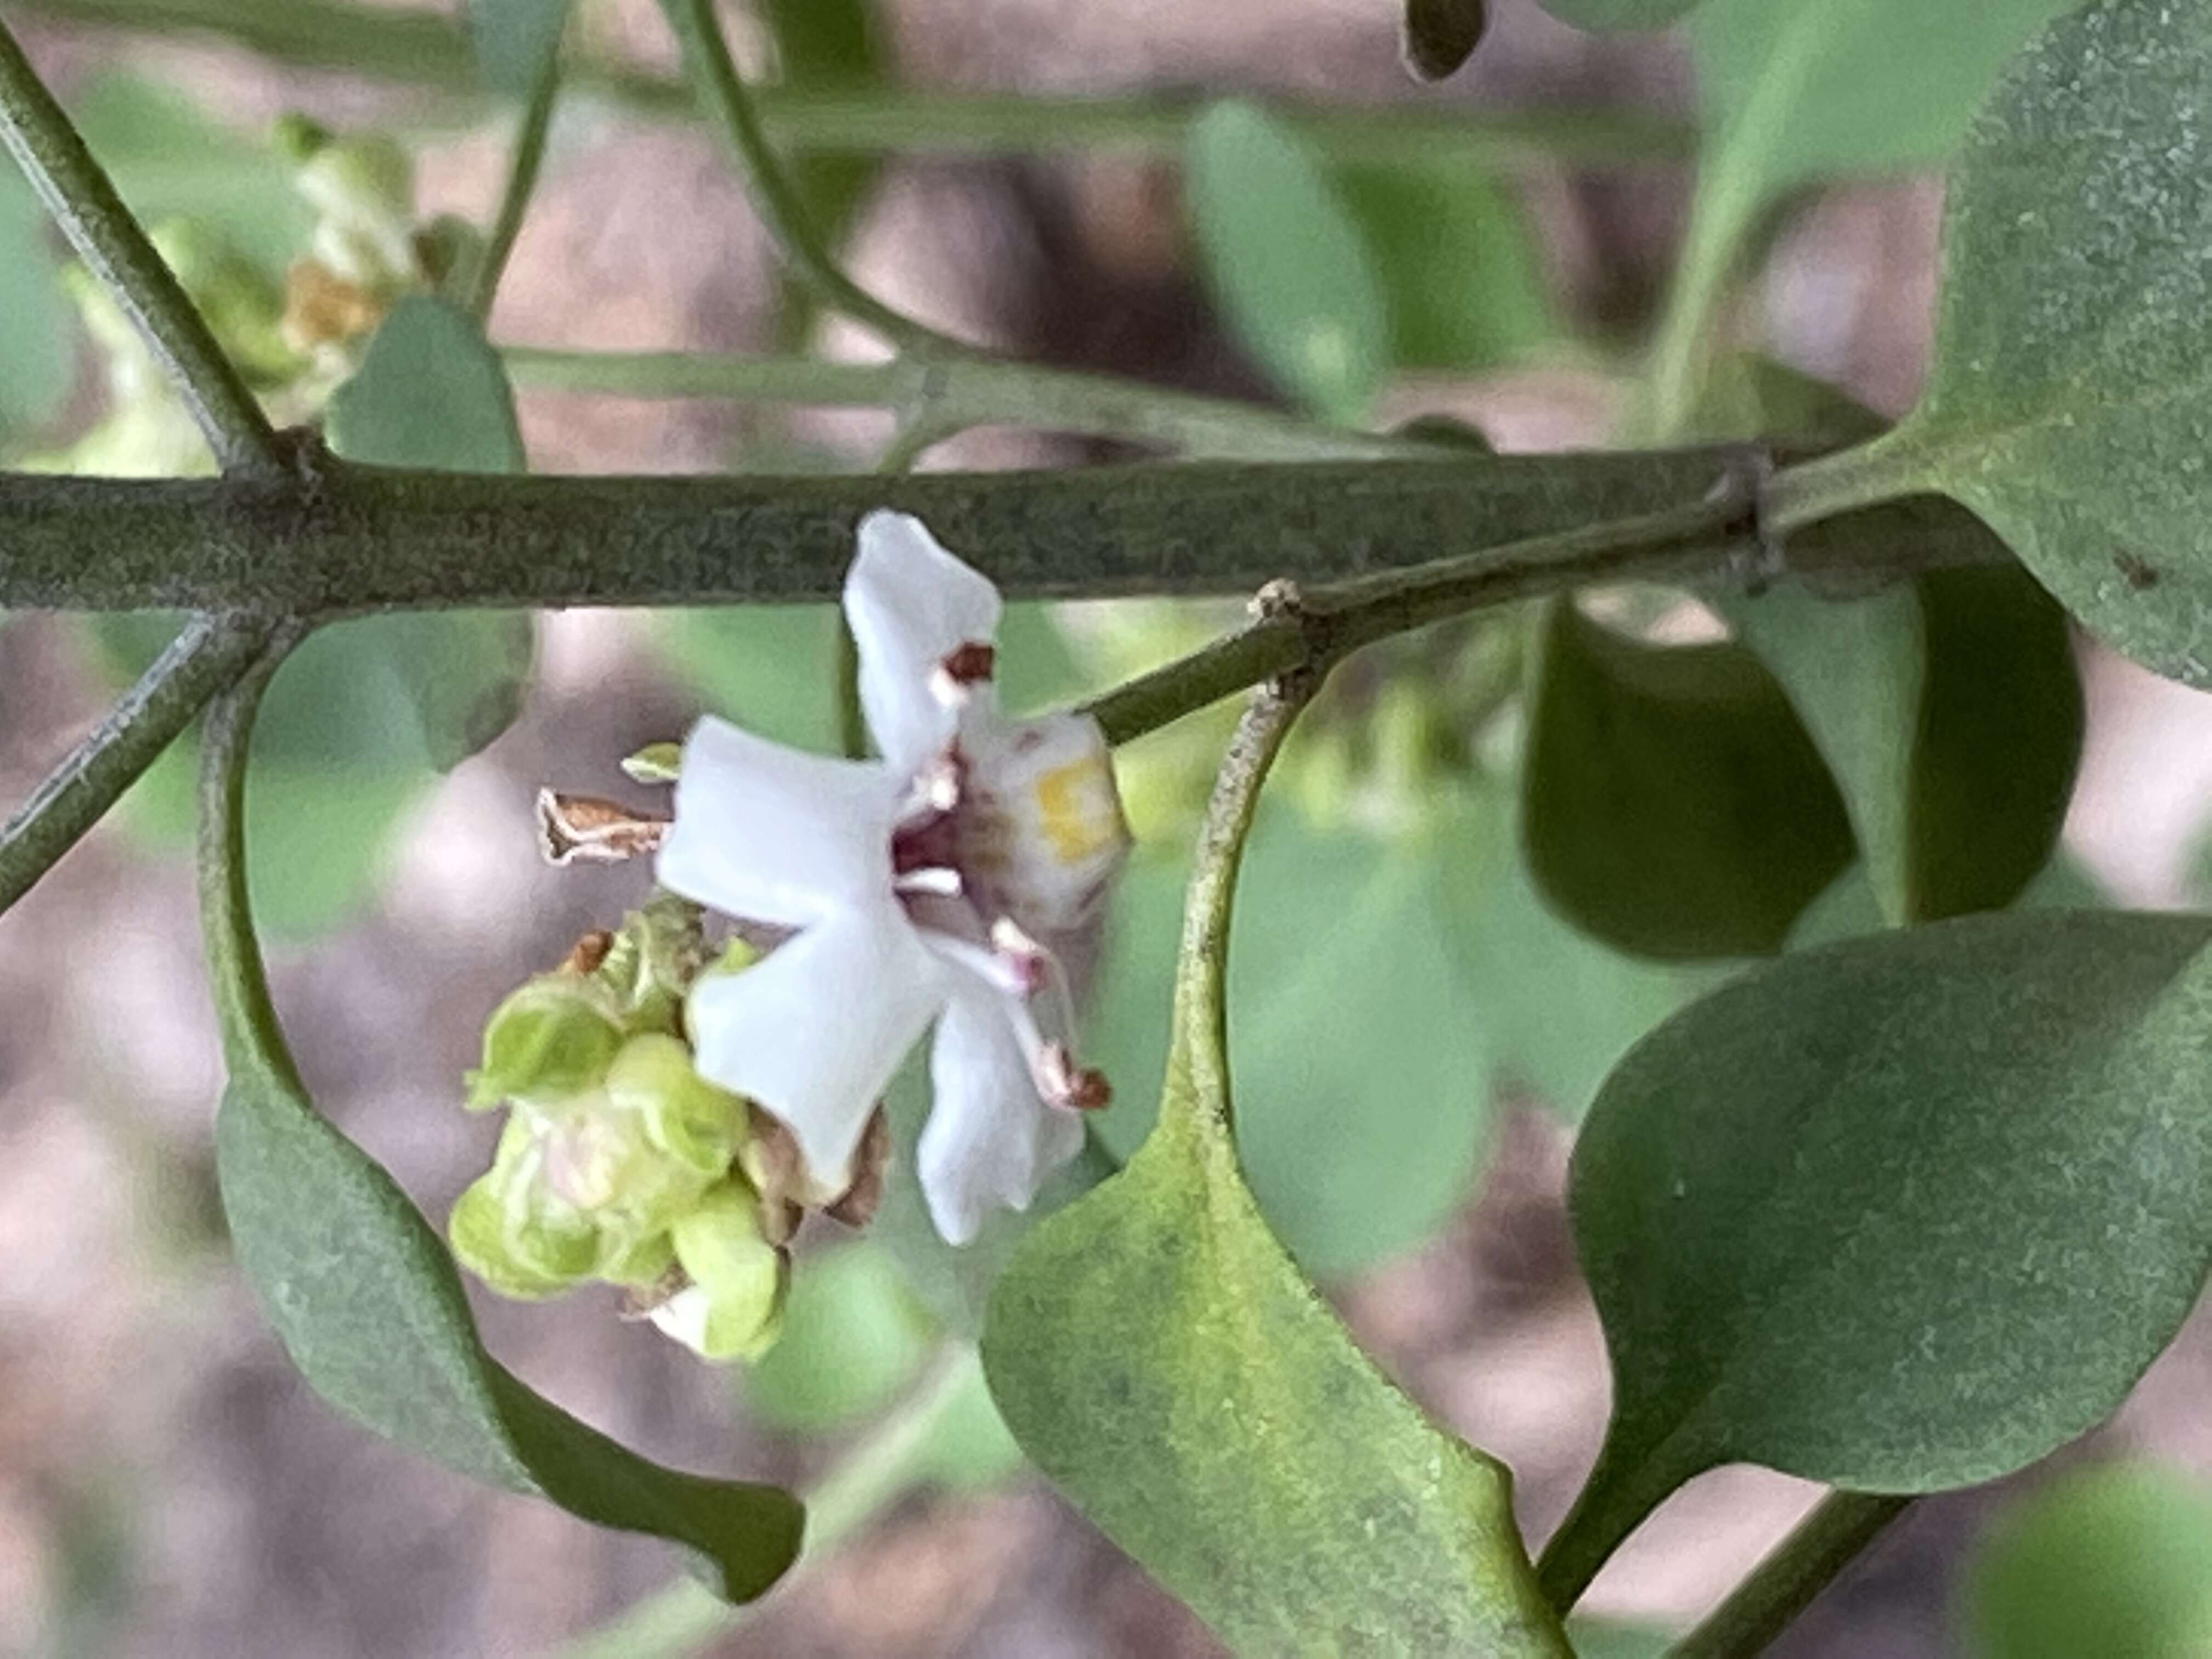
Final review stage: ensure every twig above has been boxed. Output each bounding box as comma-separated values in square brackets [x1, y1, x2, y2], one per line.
[1669, 1492, 1911, 1658]
[656, 0, 966, 357]
[0, 613, 273, 917]
[472, 50, 563, 322]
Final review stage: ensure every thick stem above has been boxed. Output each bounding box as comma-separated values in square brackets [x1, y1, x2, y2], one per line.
[657, 0, 963, 357]
[0, 612, 272, 916]
[0, 17, 287, 481]
[21, 0, 1694, 168]
[472, 53, 563, 322]
[0, 445, 2006, 617]
[1669, 1492, 1911, 1659]
[503, 348, 1426, 462]
[0, 447, 1820, 611]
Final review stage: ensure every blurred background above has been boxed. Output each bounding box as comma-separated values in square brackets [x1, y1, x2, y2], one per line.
[7, 0, 2212, 1653]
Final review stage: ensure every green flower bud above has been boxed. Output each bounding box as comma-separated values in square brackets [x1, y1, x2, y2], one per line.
[619, 742, 683, 785]
[467, 977, 624, 1111]
[448, 1118, 606, 1299]
[605, 1032, 748, 1180]
[590, 895, 715, 1034]
[655, 1184, 788, 1362]
[296, 134, 419, 290]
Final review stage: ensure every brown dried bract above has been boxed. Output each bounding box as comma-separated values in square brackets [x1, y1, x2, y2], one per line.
[826, 1108, 894, 1228]
[537, 789, 669, 867]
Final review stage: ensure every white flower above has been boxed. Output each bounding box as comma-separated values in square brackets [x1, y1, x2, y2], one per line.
[656, 511, 1131, 1245]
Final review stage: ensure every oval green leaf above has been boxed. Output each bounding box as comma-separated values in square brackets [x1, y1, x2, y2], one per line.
[1796, 0, 2212, 689]
[1186, 100, 1389, 424]
[1521, 600, 1856, 959]
[1960, 1463, 2212, 1659]
[1541, 911, 2212, 1603]
[200, 656, 803, 1602]
[983, 695, 1566, 1655]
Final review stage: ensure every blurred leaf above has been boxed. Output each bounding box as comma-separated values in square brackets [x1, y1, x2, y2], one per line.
[329, 296, 526, 473]
[1533, 0, 1701, 29]
[1655, 0, 2073, 427]
[75, 75, 309, 278]
[469, 0, 571, 95]
[1521, 600, 1855, 959]
[0, 161, 74, 435]
[1566, 1622, 1675, 1659]
[983, 752, 1568, 1656]
[1336, 162, 1556, 373]
[1402, 0, 1486, 81]
[1087, 809, 1494, 1276]
[1841, 0, 2212, 691]
[204, 666, 804, 1602]
[1960, 1463, 2212, 1659]
[1547, 912, 2212, 1588]
[1186, 100, 1389, 424]
[744, 1244, 934, 1434]
[1444, 785, 1722, 1119]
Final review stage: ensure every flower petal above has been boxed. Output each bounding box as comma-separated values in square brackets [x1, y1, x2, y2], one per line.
[685, 906, 946, 1182]
[963, 707, 1132, 941]
[918, 983, 1086, 1246]
[657, 715, 901, 928]
[845, 510, 1003, 774]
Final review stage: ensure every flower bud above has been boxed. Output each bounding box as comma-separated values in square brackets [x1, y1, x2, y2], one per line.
[603, 1032, 749, 1180]
[467, 977, 624, 1111]
[448, 1117, 606, 1299]
[649, 1184, 789, 1361]
[294, 133, 419, 291]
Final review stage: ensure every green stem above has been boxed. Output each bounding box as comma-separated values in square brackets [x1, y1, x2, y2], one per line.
[1669, 1492, 1910, 1658]
[0, 611, 271, 916]
[1763, 432, 1921, 536]
[656, 0, 963, 357]
[555, 1349, 992, 1659]
[472, 53, 562, 323]
[503, 347, 1425, 461]
[194, 624, 305, 1080]
[0, 446, 1810, 611]
[0, 15, 288, 480]
[20, 0, 1694, 168]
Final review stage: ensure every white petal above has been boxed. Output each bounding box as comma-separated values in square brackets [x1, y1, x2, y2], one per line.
[648, 1285, 714, 1356]
[918, 984, 1086, 1246]
[845, 510, 1003, 774]
[656, 715, 901, 928]
[964, 707, 1132, 940]
[685, 905, 947, 1183]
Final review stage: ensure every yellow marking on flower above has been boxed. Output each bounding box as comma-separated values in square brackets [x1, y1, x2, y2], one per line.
[1032, 756, 1126, 866]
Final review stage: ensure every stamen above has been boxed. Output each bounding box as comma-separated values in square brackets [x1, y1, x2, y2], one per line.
[537, 789, 668, 866]
[1039, 1043, 1114, 1112]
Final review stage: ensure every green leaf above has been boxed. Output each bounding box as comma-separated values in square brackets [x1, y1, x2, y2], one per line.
[1402, 0, 1486, 81]
[983, 705, 1567, 1656]
[1521, 600, 1855, 959]
[1960, 1463, 2212, 1659]
[1087, 811, 1496, 1276]
[0, 160, 74, 435]
[1336, 162, 1556, 374]
[1697, 363, 2084, 924]
[1808, 0, 2212, 690]
[1543, 911, 2212, 1599]
[744, 1244, 935, 1434]
[200, 654, 803, 1604]
[1186, 100, 1389, 424]
[1532, 0, 1701, 29]
[329, 296, 527, 474]
[469, 0, 571, 95]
